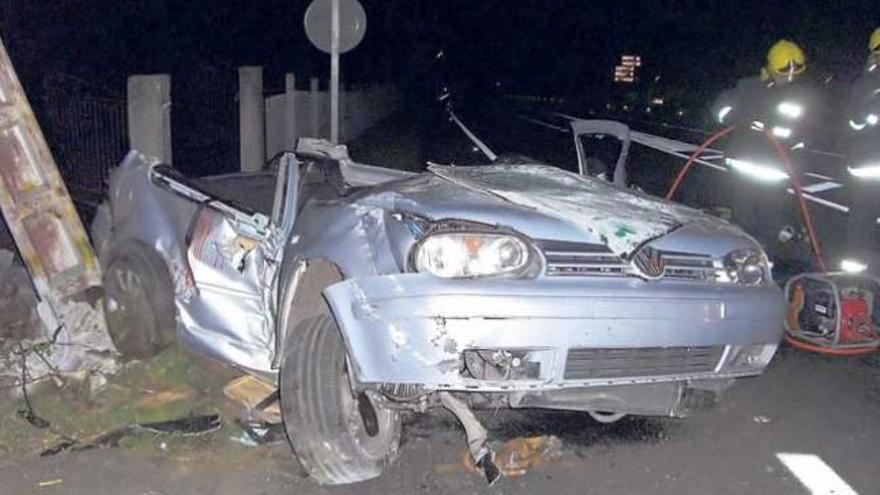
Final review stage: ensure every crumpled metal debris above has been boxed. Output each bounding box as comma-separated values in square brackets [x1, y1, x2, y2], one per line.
[460, 435, 563, 478]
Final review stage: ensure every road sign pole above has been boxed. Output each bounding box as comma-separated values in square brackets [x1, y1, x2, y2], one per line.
[330, 0, 340, 144]
[305, 0, 365, 144]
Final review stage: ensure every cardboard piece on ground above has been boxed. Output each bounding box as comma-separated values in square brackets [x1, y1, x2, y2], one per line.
[223, 375, 281, 423]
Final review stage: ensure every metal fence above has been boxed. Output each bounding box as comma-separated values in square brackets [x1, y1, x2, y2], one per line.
[40, 74, 127, 206]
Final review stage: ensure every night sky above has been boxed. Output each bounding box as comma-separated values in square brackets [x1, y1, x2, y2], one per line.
[2, 1, 878, 111]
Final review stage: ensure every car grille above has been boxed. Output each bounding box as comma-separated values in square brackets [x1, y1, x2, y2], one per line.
[542, 241, 628, 277]
[540, 241, 720, 282]
[661, 252, 719, 281]
[564, 346, 725, 380]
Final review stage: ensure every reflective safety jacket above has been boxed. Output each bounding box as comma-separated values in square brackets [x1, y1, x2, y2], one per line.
[844, 63, 880, 180]
[712, 77, 816, 182]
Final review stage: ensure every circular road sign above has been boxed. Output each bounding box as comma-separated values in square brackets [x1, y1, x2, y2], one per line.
[304, 0, 367, 54]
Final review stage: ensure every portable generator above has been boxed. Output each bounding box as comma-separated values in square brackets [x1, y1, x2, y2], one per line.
[784, 273, 880, 354]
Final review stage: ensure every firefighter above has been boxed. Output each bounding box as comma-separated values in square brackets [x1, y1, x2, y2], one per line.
[841, 28, 880, 274]
[711, 40, 815, 258]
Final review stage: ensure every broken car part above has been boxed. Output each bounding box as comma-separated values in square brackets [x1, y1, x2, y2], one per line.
[439, 392, 500, 485]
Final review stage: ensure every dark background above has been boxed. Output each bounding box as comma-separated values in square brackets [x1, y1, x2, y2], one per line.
[3, 1, 878, 107]
[0, 0, 877, 199]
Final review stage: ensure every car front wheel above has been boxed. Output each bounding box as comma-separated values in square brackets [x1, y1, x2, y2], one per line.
[280, 310, 401, 485]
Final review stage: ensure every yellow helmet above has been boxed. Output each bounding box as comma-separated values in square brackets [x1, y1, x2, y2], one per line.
[870, 27, 880, 53]
[766, 40, 806, 78]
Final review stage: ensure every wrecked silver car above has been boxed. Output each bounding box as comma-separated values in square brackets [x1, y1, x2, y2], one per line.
[92, 138, 784, 485]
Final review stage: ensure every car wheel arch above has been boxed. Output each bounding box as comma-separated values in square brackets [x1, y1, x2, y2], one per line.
[274, 257, 347, 369]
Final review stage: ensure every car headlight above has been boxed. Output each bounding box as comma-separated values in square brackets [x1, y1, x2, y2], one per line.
[723, 248, 770, 286]
[412, 232, 533, 278]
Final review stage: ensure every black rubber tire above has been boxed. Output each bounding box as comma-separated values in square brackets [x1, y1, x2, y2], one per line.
[280, 311, 401, 485]
[102, 242, 176, 360]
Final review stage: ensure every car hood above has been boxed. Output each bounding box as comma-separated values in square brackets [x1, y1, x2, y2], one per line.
[367, 164, 746, 259]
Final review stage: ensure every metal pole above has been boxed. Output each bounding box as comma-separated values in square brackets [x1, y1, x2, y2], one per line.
[285, 73, 297, 148]
[330, 0, 340, 143]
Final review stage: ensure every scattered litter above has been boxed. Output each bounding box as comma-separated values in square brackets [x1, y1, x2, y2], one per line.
[230, 432, 259, 447]
[37, 479, 63, 488]
[753, 415, 772, 424]
[236, 419, 286, 445]
[460, 435, 563, 479]
[223, 375, 281, 423]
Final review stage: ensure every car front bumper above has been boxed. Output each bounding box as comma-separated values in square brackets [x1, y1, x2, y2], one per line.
[324, 274, 784, 393]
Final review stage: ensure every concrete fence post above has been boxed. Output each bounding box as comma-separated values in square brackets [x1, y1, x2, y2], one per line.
[239, 66, 265, 172]
[127, 74, 172, 163]
[310, 77, 320, 138]
[285, 73, 297, 150]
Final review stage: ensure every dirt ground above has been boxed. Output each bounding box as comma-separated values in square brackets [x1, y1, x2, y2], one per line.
[0, 345, 877, 495]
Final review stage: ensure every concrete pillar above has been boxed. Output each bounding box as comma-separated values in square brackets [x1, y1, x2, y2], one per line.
[127, 74, 172, 163]
[239, 66, 265, 172]
[310, 77, 320, 138]
[285, 73, 297, 149]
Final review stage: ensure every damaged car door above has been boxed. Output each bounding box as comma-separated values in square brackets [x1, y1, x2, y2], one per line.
[97, 152, 298, 371]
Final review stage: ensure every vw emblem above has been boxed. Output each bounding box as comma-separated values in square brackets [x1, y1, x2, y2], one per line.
[633, 246, 665, 279]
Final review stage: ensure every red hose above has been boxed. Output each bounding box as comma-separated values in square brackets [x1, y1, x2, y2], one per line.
[667, 123, 871, 355]
[663, 124, 827, 272]
[784, 334, 879, 356]
[665, 125, 736, 200]
[762, 129, 828, 273]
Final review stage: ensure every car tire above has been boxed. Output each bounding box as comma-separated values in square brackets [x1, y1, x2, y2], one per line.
[102, 242, 176, 360]
[280, 310, 401, 485]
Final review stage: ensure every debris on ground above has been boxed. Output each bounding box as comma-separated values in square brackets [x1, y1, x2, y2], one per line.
[222, 375, 281, 423]
[460, 435, 563, 479]
[139, 414, 222, 436]
[40, 414, 222, 456]
[36, 478, 63, 488]
[235, 420, 286, 445]
[0, 252, 118, 394]
[0, 346, 234, 461]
